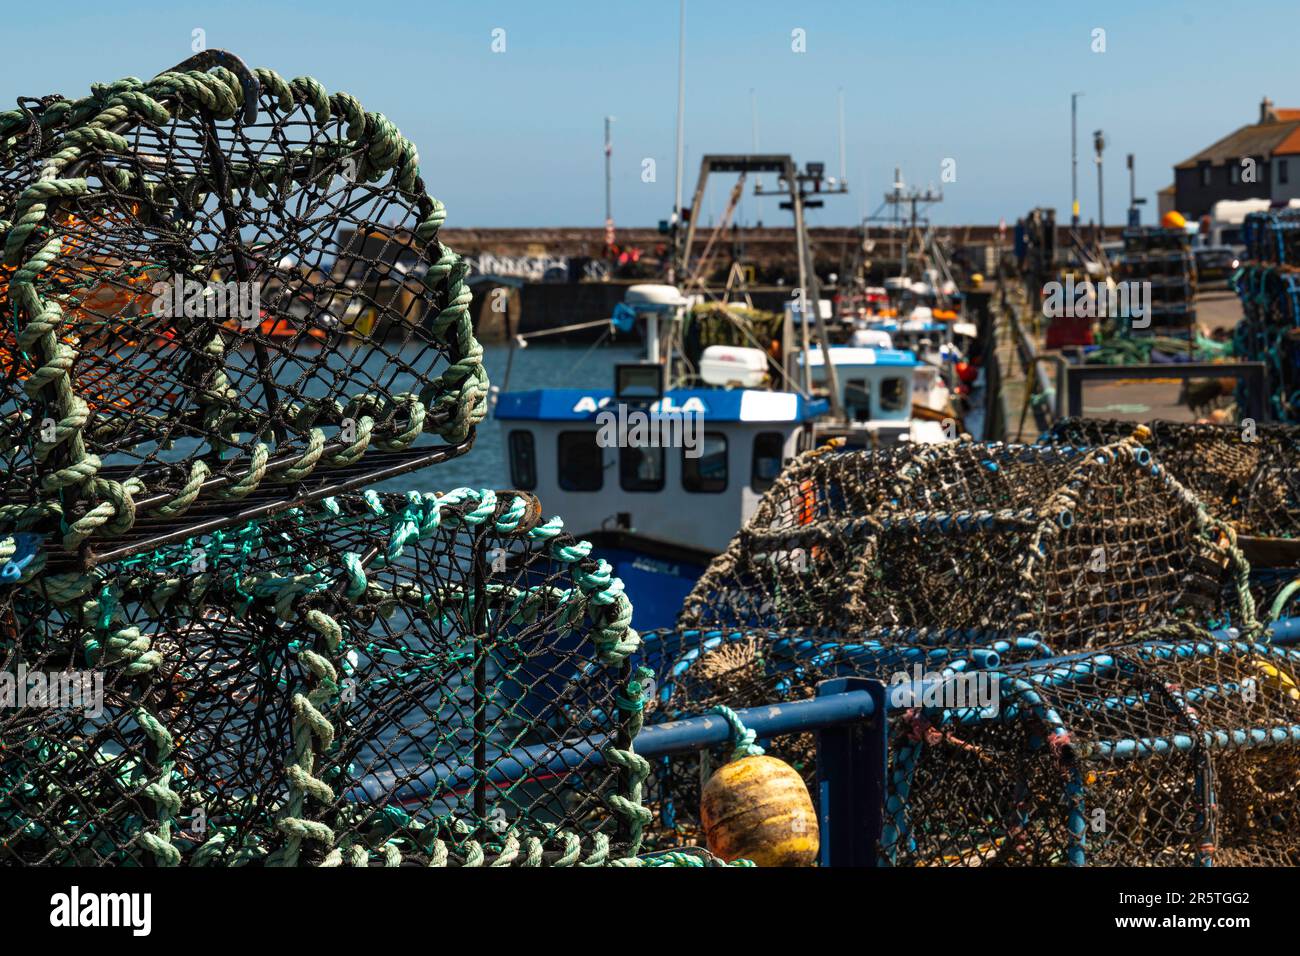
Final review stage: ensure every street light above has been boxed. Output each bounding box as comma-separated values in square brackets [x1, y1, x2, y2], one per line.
[1071, 92, 1084, 227]
[1093, 129, 1106, 232]
[604, 116, 616, 247]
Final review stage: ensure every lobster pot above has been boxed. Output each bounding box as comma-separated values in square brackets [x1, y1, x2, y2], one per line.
[0, 61, 487, 562]
[1041, 418, 1300, 539]
[0, 488, 646, 866]
[1228, 262, 1300, 423]
[681, 441, 1094, 631]
[630, 625, 1030, 852]
[0, 575, 320, 866]
[1113, 240, 1197, 337]
[683, 438, 1251, 649]
[270, 490, 644, 867]
[882, 635, 1300, 866]
[841, 440, 1254, 649]
[676, 442, 934, 629]
[1242, 208, 1300, 265]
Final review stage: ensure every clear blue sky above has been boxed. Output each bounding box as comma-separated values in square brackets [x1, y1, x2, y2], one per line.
[2, 0, 1296, 227]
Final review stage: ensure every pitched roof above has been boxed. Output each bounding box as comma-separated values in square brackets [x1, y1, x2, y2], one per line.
[1175, 117, 1300, 168]
[1277, 126, 1300, 156]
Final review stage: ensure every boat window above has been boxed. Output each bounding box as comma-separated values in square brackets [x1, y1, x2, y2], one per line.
[880, 376, 908, 412]
[557, 431, 603, 491]
[620, 446, 665, 492]
[508, 430, 537, 490]
[682, 432, 728, 493]
[843, 378, 872, 422]
[751, 432, 786, 492]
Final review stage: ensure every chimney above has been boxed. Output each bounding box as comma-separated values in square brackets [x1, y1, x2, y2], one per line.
[1261, 96, 1276, 123]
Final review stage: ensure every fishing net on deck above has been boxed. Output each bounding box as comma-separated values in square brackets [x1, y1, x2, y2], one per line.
[0, 57, 487, 563]
[879, 628, 1300, 866]
[0, 489, 650, 866]
[683, 437, 1256, 648]
[1041, 417, 1300, 539]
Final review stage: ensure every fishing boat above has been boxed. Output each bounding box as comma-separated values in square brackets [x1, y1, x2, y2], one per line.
[494, 277, 957, 627]
[494, 284, 821, 624]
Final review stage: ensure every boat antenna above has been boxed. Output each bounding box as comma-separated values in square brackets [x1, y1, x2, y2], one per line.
[671, 0, 687, 283]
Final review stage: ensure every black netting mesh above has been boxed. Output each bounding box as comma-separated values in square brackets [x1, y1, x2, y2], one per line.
[1232, 215, 1300, 423]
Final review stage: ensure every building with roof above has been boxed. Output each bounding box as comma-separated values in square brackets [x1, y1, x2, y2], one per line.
[1173, 98, 1300, 218]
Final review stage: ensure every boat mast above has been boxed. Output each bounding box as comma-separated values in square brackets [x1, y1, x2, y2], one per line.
[787, 158, 843, 419]
[670, 0, 686, 284]
[751, 89, 761, 200]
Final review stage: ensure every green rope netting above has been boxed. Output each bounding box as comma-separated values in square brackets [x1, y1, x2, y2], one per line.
[0, 59, 487, 556]
[1, 56, 738, 871]
[1, 488, 659, 866]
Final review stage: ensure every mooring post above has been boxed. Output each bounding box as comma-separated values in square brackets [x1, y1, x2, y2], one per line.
[815, 677, 887, 867]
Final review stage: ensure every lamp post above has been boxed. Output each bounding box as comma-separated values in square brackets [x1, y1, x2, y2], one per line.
[1071, 92, 1084, 227]
[604, 115, 615, 247]
[1093, 128, 1106, 233]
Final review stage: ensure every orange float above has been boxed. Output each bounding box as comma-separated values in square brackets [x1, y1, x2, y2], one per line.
[700, 754, 820, 866]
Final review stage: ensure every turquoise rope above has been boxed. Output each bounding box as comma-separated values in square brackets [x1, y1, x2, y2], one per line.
[710, 704, 765, 763]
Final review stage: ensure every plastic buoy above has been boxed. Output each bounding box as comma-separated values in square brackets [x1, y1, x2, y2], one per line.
[1250, 657, 1300, 703]
[1161, 210, 1186, 230]
[701, 754, 819, 866]
[699, 705, 820, 866]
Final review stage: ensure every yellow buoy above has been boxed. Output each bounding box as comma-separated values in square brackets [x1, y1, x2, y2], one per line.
[1250, 657, 1300, 703]
[700, 754, 820, 866]
[1161, 210, 1187, 230]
